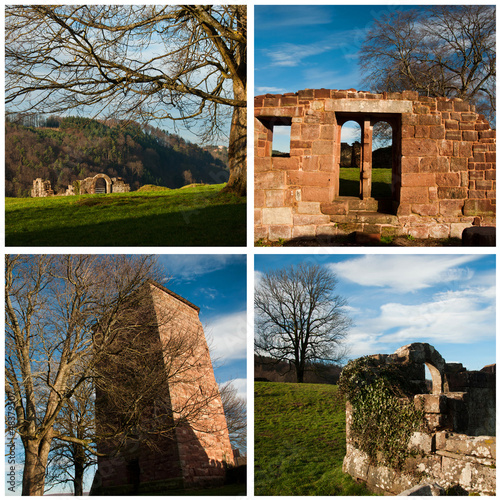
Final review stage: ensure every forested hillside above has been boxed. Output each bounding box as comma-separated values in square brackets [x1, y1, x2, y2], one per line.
[5, 115, 229, 197]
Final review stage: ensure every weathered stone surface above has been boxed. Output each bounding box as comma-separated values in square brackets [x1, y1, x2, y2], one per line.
[398, 483, 446, 496]
[342, 343, 496, 496]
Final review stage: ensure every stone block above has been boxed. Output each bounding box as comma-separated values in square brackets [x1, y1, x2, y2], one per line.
[268, 225, 291, 241]
[254, 190, 265, 208]
[429, 224, 450, 239]
[297, 201, 321, 214]
[420, 157, 450, 173]
[262, 207, 293, 225]
[316, 224, 338, 237]
[412, 203, 439, 216]
[312, 140, 334, 155]
[449, 157, 468, 171]
[265, 190, 285, 207]
[429, 126, 445, 140]
[437, 140, 454, 156]
[320, 201, 348, 215]
[287, 171, 332, 187]
[302, 187, 332, 202]
[437, 187, 467, 200]
[415, 394, 447, 413]
[463, 199, 495, 216]
[254, 208, 262, 225]
[255, 171, 285, 190]
[291, 225, 316, 238]
[366, 463, 396, 493]
[318, 156, 335, 172]
[398, 483, 445, 496]
[254, 225, 268, 241]
[402, 139, 438, 156]
[401, 173, 435, 187]
[435, 172, 460, 186]
[409, 432, 434, 454]
[293, 214, 330, 226]
[414, 125, 430, 138]
[400, 187, 429, 203]
[439, 200, 464, 217]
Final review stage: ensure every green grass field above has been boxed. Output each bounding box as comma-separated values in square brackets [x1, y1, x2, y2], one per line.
[339, 167, 392, 198]
[255, 382, 375, 496]
[5, 184, 246, 247]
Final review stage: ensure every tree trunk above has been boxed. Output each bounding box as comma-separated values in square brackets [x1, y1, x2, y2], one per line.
[223, 84, 247, 197]
[73, 444, 85, 496]
[22, 435, 52, 496]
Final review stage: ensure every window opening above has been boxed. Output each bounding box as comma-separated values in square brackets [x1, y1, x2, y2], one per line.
[424, 365, 432, 393]
[272, 123, 291, 157]
[339, 121, 362, 196]
[372, 121, 393, 201]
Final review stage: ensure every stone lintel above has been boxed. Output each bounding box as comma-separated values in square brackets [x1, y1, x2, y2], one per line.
[326, 99, 413, 114]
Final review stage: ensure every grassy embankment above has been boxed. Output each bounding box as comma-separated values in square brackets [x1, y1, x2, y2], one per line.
[5, 184, 246, 246]
[255, 382, 375, 496]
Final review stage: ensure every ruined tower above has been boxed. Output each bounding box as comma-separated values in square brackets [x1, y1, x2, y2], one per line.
[91, 281, 235, 494]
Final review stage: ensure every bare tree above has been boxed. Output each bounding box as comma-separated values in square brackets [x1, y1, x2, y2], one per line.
[5, 5, 246, 195]
[220, 382, 246, 453]
[44, 379, 96, 496]
[360, 5, 496, 124]
[5, 254, 161, 495]
[254, 263, 351, 384]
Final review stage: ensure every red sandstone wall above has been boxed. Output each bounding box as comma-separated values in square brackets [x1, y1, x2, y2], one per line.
[150, 283, 235, 487]
[93, 282, 234, 493]
[255, 89, 496, 241]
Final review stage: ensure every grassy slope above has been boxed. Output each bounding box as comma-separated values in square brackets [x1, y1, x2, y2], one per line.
[5, 184, 246, 247]
[254, 382, 375, 496]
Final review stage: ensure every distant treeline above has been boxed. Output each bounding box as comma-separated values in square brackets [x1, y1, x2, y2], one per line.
[6, 113, 229, 197]
[255, 355, 343, 385]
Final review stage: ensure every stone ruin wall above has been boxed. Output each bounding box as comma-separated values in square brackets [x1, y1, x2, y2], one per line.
[343, 343, 496, 495]
[255, 89, 496, 242]
[92, 282, 234, 494]
[31, 174, 130, 197]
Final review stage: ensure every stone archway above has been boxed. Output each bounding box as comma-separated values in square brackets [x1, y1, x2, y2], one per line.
[91, 174, 112, 194]
[394, 342, 445, 394]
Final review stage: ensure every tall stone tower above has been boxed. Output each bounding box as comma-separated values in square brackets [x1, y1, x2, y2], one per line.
[91, 281, 235, 494]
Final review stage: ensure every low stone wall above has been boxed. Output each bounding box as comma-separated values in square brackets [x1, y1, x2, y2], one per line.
[344, 412, 496, 495]
[342, 344, 496, 495]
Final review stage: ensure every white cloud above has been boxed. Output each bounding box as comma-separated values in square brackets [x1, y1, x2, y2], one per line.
[263, 42, 335, 67]
[221, 378, 247, 401]
[371, 287, 495, 344]
[329, 255, 480, 293]
[161, 255, 243, 282]
[256, 86, 286, 94]
[206, 310, 247, 362]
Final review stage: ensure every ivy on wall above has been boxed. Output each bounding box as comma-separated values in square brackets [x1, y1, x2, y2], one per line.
[339, 357, 425, 471]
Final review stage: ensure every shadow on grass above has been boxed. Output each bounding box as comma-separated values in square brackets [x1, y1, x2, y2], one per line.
[6, 204, 246, 247]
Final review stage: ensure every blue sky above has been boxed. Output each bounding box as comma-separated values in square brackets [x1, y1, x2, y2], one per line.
[255, 254, 496, 372]
[156, 254, 247, 399]
[255, 5, 413, 96]
[255, 5, 415, 150]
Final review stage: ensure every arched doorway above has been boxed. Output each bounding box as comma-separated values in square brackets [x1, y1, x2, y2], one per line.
[339, 120, 362, 197]
[371, 120, 393, 202]
[92, 174, 112, 194]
